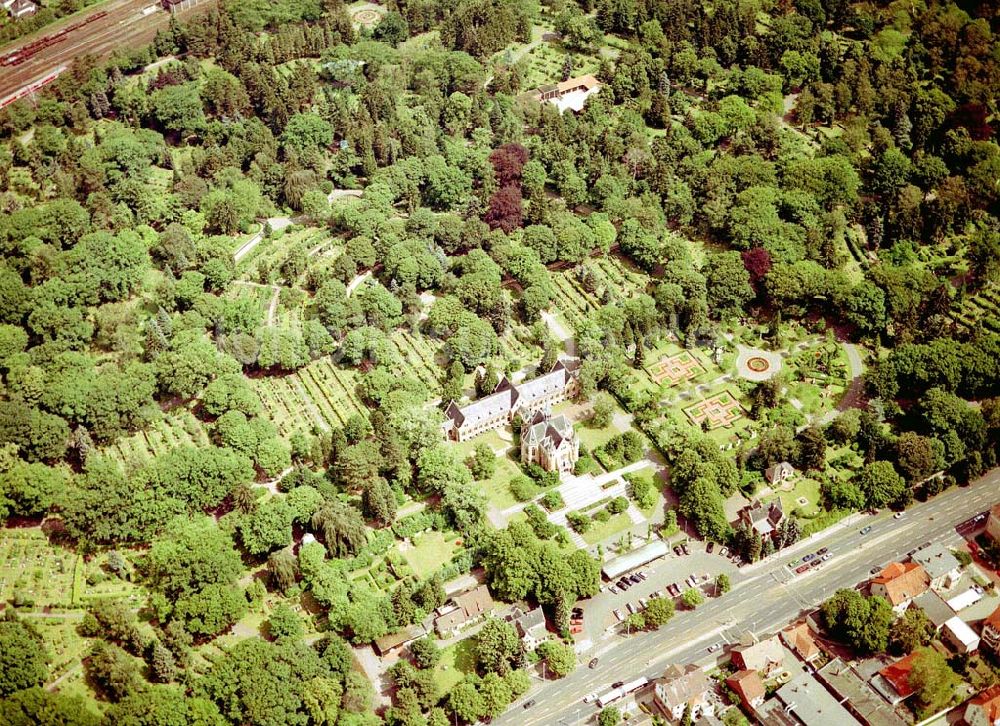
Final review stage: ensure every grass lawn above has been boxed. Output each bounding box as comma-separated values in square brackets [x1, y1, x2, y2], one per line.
[434, 636, 478, 692]
[402, 531, 460, 579]
[769, 477, 822, 517]
[582, 513, 633, 546]
[481, 455, 523, 510]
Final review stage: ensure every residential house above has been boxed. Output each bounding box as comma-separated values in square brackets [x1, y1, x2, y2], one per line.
[964, 684, 1000, 726]
[4, 0, 37, 18]
[816, 658, 908, 726]
[653, 664, 713, 720]
[766, 462, 795, 487]
[731, 633, 784, 677]
[981, 605, 1000, 654]
[511, 606, 547, 650]
[912, 543, 962, 590]
[520, 411, 579, 473]
[442, 360, 580, 442]
[942, 616, 980, 654]
[910, 591, 955, 632]
[530, 75, 602, 114]
[434, 585, 495, 636]
[373, 623, 427, 656]
[870, 562, 930, 613]
[871, 653, 917, 705]
[782, 622, 821, 663]
[987, 504, 1000, 544]
[727, 669, 766, 710]
[740, 499, 785, 539]
[775, 673, 861, 726]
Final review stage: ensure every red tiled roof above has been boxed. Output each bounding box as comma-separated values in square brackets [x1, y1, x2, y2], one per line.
[727, 669, 766, 706]
[879, 653, 918, 698]
[872, 562, 930, 606]
[968, 684, 1000, 724]
[985, 604, 1000, 631]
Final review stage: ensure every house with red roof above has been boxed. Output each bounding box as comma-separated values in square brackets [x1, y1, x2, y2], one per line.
[964, 684, 1000, 726]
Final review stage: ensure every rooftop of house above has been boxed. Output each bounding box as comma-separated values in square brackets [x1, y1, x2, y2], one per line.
[817, 658, 908, 726]
[444, 360, 577, 430]
[877, 652, 918, 698]
[512, 606, 546, 636]
[435, 584, 494, 631]
[732, 635, 784, 673]
[523, 412, 574, 449]
[911, 591, 955, 628]
[985, 604, 1000, 632]
[911, 543, 961, 580]
[743, 499, 784, 535]
[537, 74, 601, 96]
[871, 562, 930, 606]
[656, 664, 711, 710]
[966, 684, 1000, 724]
[776, 672, 860, 726]
[727, 669, 766, 705]
[943, 615, 980, 647]
[782, 622, 821, 661]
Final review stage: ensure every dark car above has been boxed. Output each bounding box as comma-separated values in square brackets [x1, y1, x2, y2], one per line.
[682, 543, 691, 555]
[523, 699, 536, 709]
[628, 574, 642, 584]
[919, 541, 931, 550]
[589, 658, 600, 669]
[816, 547, 828, 556]
[810, 558, 822, 568]
[706, 542, 715, 553]
[674, 546, 684, 556]
[870, 566, 881, 575]
[860, 526, 872, 535]
[906, 548, 918, 557]
[612, 681, 624, 689]
[802, 553, 816, 562]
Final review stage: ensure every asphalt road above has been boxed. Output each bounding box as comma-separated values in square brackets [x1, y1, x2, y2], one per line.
[0, 0, 216, 101]
[495, 470, 1000, 726]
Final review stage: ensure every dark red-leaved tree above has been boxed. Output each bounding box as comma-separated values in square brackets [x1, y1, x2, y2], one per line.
[742, 247, 772, 289]
[947, 103, 993, 141]
[489, 143, 529, 188]
[484, 185, 523, 232]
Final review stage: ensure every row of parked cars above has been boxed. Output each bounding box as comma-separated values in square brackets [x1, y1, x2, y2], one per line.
[608, 570, 648, 594]
[611, 572, 713, 621]
[790, 547, 832, 574]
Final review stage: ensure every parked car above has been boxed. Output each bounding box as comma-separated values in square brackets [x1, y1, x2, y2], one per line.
[810, 559, 822, 568]
[796, 564, 810, 574]
[893, 511, 905, 519]
[626, 602, 637, 614]
[617, 579, 630, 590]
[612, 681, 624, 689]
[682, 543, 691, 555]
[614, 609, 624, 621]
[628, 574, 642, 585]
[609, 585, 619, 595]
[589, 658, 600, 669]
[674, 546, 684, 556]
[637, 571, 648, 580]
[821, 553, 833, 561]
[584, 692, 598, 703]
[649, 591, 660, 599]
[639, 597, 649, 608]
[906, 548, 918, 558]
[803, 553, 816, 562]
[523, 699, 536, 709]
[919, 541, 931, 550]
[719, 546, 729, 557]
[706, 542, 715, 553]
[708, 642, 722, 652]
[870, 566, 881, 575]
[817, 547, 828, 555]
[860, 526, 872, 535]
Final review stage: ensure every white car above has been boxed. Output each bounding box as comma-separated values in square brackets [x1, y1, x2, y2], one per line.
[893, 511, 905, 519]
[609, 585, 619, 594]
[708, 642, 722, 652]
[719, 547, 729, 557]
[613, 609, 625, 621]
[626, 602, 637, 614]
[821, 553, 833, 561]
[584, 692, 599, 703]
[639, 597, 649, 608]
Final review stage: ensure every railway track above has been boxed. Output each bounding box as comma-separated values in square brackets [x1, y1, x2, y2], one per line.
[0, 0, 215, 102]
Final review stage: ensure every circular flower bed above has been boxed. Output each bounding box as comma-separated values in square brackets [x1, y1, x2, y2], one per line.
[746, 356, 770, 373]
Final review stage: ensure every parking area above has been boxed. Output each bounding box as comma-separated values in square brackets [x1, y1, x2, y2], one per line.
[576, 542, 742, 640]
